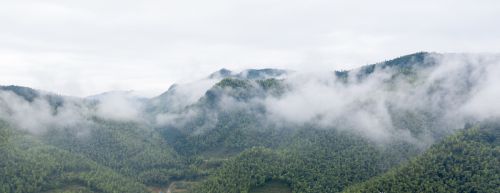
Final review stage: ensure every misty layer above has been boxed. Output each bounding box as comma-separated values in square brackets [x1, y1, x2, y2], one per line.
[0, 88, 146, 134]
[154, 53, 500, 146]
[1, 53, 500, 145]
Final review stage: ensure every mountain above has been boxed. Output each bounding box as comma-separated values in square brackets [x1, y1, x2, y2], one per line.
[148, 68, 289, 115]
[86, 90, 148, 101]
[208, 68, 290, 80]
[0, 85, 41, 102]
[0, 85, 67, 109]
[1, 52, 499, 193]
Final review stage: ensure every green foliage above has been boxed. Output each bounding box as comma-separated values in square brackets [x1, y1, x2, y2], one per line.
[0, 124, 149, 193]
[206, 78, 284, 102]
[194, 147, 287, 193]
[216, 78, 252, 89]
[194, 129, 421, 193]
[256, 78, 286, 96]
[250, 181, 291, 193]
[41, 119, 187, 186]
[344, 124, 500, 193]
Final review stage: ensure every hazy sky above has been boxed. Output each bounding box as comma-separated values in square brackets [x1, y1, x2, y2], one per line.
[1, 0, 499, 97]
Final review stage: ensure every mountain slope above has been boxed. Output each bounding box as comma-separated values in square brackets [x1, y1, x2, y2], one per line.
[40, 119, 188, 186]
[194, 128, 422, 193]
[344, 122, 500, 193]
[0, 121, 150, 193]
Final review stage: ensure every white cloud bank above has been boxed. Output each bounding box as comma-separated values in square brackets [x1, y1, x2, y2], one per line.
[1, 53, 500, 145]
[152, 53, 500, 144]
[262, 54, 500, 141]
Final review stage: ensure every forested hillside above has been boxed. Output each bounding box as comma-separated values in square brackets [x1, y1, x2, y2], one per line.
[41, 119, 189, 186]
[344, 122, 500, 193]
[0, 121, 150, 193]
[195, 128, 421, 193]
[1, 52, 499, 193]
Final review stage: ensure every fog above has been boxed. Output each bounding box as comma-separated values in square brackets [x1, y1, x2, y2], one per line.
[0, 91, 88, 134]
[263, 53, 500, 141]
[1, 53, 500, 145]
[153, 53, 500, 144]
[93, 91, 145, 121]
[0, 89, 146, 133]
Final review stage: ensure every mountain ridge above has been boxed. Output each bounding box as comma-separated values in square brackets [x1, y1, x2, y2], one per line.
[1, 52, 499, 193]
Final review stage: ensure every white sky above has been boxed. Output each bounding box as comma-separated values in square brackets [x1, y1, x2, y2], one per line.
[1, 0, 499, 97]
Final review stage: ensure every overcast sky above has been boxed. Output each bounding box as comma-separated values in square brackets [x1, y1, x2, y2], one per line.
[1, 0, 499, 97]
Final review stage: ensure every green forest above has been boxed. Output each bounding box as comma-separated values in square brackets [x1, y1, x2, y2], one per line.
[1, 53, 499, 193]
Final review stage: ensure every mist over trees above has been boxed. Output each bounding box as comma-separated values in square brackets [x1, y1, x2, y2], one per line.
[1, 52, 499, 193]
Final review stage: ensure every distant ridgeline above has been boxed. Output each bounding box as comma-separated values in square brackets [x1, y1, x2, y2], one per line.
[1, 52, 499, 193]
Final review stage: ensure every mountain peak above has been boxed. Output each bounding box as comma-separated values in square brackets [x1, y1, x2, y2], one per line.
[209, 68, 234, 79]
[237, 68, 289, 79]
[0, 85, 41, 102]
[379, 51, 436, 68]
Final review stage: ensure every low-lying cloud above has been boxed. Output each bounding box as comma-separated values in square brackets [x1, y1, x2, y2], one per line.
[94, 92, 144, 122]
[2, 53, 500, 146]
[0, 91, 88, 134]
[154, 53, 500, 145]
[0, 89, 148, 133]
[262, 54, 500, 141]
